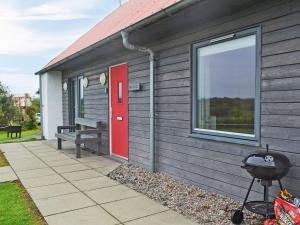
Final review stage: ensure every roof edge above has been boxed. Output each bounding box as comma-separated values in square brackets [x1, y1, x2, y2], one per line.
[35, 0, 198, 75]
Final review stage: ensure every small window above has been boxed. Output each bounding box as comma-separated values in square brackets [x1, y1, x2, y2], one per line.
[192, 28, 260, 143]
[79, 77, 84, 118]
[118, 81, 123, 103]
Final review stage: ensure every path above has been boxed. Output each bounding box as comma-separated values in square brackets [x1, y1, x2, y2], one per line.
[0, 141, 198, 225]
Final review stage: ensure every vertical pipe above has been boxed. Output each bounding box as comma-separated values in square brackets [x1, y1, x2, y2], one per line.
[149, 54, 155, 172]
[121, 31, 156, 172]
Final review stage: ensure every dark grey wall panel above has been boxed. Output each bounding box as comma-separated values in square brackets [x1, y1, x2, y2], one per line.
[60, 0, 300, 201]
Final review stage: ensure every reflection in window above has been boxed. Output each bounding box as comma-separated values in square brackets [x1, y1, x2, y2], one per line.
[195, 34, 256, 136]
[118, 81, 123, 103]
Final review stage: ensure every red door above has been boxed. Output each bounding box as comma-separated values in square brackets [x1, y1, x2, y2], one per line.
[110, 64, 128, 158]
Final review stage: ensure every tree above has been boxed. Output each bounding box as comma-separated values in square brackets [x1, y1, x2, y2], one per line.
[0, 81, 20, 125]
[31, 98, 40, 113]
[23, 106, 38, 130]
[22, 97, 40, 130]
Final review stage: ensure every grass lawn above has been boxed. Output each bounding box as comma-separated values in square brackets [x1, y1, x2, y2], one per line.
[0, 128, 40, 144]
[0, 181, 47, 225]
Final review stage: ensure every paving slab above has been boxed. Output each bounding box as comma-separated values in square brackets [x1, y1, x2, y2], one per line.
[61, 169, 102, 181]
[46, 158, 79, 167]
[85, 185, 140, 204]
[40, 154, 70, 162]
[125, 210, 198, 225]
[22, 142, 44, 147]
[9, 158, 43, 166]
[0, 143, 25, 151]
[102, 196, 168, 222]
[27, 182, 79, 199]
[84, 160, 121, 169]
[53, 164, 89, 174]
[29, 146, 55, 151]
[45, 206, 119, 225]
[34, 192, 96, 216]
[0, 171, 17, 182]
[95, 165, 120, 175]
[71, 176, 119, 191]
[0, 166, 14, 174]
[20, 174, 66, 188]
[11, 161, 47, 172]
[4, 152, 34, 160]
[76, 156, 103, 163]
[35, 151, 65, 158]
[16, 168, 56, 179]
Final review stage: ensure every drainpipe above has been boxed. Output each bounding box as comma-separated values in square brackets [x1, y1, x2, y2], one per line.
[121, 31, 156, 172]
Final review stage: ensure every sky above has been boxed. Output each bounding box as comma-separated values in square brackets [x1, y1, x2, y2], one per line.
[0, 0, 125, 96]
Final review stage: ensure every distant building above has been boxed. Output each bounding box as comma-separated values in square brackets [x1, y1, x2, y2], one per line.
[13, 93, 32, 108]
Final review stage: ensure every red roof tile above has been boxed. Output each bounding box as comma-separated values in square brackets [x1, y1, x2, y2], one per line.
[45, 0, 180, 69]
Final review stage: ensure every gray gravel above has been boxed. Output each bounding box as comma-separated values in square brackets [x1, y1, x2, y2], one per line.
[108, 163, 263, 225]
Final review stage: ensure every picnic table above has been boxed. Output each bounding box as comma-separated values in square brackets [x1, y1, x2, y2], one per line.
[6, 126, 22, 138]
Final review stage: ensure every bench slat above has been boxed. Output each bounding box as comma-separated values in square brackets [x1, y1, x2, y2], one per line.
[75, 118, 100, 128]
[56, 118, 102, 158]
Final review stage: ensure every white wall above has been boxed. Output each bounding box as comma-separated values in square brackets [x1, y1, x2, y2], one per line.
[40, 71, 63, 140]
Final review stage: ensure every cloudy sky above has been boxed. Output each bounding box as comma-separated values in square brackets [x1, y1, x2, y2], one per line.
[0, 0, 124, 96]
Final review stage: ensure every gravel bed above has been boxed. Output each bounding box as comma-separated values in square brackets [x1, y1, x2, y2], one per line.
[108, 163, 263, 225]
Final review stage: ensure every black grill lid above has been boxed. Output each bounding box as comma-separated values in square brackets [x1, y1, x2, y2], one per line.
[242, 151, 292, 169]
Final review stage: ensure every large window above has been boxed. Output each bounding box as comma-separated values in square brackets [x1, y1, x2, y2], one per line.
[69, 76, 85, 125]
[192, 28, 260, 143]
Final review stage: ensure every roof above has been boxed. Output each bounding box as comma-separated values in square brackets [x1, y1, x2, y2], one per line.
[43, 0, 181, 70]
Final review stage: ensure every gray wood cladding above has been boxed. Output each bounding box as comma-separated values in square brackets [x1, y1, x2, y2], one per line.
[61, 0, 300, 201]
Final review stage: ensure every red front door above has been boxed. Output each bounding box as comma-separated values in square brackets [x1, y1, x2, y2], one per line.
[110, 64, 128, 158]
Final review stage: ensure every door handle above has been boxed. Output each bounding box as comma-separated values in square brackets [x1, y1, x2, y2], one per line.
[116, 116, 123, 121]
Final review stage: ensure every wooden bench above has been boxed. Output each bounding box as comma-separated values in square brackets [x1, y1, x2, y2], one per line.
[55, 118, 102, 158]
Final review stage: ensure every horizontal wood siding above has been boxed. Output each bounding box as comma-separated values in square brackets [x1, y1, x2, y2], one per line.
[60, 0, 300, 201]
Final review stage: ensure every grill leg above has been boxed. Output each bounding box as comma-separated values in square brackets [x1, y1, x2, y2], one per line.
[278, 180, 283, 190]
[241, 177, 255, 210]
[264, 184, 269, 218]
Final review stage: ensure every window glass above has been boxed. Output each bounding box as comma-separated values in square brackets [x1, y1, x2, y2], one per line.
[72, 79, 78, 119]
[118, 81, 123, 103]
[195, 34, 256, 136]
[79, 77, 84, 118]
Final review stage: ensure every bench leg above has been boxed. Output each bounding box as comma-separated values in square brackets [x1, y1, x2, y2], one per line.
[76, 144, 81, 158]
[96, 142, 101, 156]
[96, 133, 101, 156]
[57, 138, 62, 150]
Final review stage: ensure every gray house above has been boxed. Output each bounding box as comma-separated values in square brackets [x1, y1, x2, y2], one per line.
[36, 0, 300, 201]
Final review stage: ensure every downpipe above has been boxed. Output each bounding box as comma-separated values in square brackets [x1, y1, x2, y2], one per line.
[121, 31, 156, 172]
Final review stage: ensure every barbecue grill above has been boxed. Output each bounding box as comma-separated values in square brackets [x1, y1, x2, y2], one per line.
[231, 145, 292, 225]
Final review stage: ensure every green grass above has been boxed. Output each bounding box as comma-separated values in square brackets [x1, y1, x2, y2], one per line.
[0, 151, 8, 167]
[0, 128, 40, 144]
[0, 181, 47, 225]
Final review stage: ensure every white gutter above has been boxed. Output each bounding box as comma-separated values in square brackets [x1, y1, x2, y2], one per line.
[121, 31, 156, 172]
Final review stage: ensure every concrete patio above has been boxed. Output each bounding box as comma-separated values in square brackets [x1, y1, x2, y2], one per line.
[0, 141, 198, 225]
